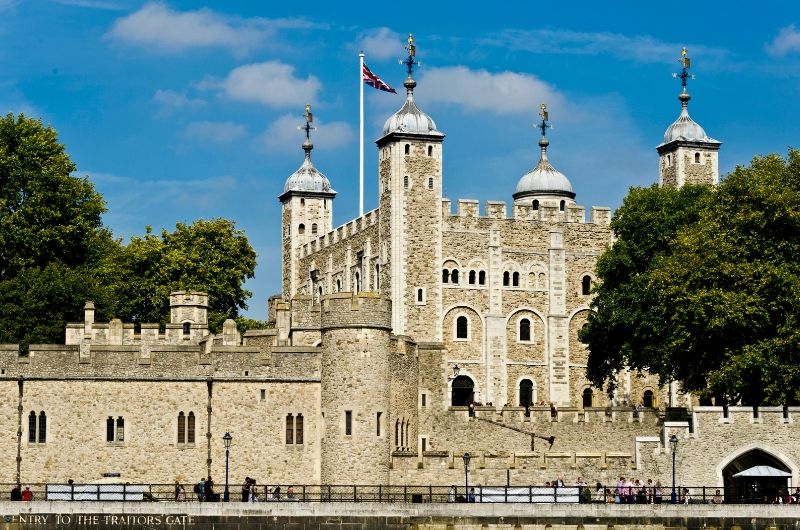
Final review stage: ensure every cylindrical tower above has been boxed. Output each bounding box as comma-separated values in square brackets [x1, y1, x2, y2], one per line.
[319, 292, 392, 484]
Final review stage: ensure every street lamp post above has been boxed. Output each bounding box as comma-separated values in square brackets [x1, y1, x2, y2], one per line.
[462, 452, 471, 502]
[223, 432, 232, 502]
[669, 434, 678, 504]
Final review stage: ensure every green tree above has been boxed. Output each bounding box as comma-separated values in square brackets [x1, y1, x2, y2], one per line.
[0, 113, 117, 346]
[114, 219, 257, 332]
[581, 150, 800, 406]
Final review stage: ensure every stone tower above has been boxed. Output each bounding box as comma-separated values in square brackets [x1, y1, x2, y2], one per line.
[279, 105, 336, 300]
[657, 48, 721, 188]
[319, 293, 393, 483]
[168, 290, 209, 340]
[376, 34, 445, 339]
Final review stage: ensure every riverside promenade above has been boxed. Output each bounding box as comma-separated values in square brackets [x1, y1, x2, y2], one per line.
[1, 501, 799, 530]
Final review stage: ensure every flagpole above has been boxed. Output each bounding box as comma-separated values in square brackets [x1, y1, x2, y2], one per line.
[359, 51, 365, 217]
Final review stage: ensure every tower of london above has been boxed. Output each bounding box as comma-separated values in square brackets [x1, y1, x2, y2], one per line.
[0, 42, 796, 498]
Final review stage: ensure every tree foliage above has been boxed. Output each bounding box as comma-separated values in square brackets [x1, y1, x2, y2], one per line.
[0, 113, 259, 345]
[113, 219, 257, 333]
[581, 149, 800, 405]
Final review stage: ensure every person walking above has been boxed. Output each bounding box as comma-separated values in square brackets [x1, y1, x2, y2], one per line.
[194, 478, 205, 502]
[448, 485, 456, 503]
[241, 477, 251, 502]
[21, 487, 32, 502]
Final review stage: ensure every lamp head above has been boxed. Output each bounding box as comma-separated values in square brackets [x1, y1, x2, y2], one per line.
[669, 434, 678, 451]
[453, 365, 460, 377]
[223, 431, 232, 449]
[462, 452, 471, 467]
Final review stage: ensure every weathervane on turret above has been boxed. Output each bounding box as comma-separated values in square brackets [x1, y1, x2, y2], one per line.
[537, 103, 552, 138]
[296, 103, 317, 158]
[399, 33, 421, 94]
[673, 48, 695, 93]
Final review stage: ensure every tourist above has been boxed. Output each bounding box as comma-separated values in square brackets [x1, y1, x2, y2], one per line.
[249, 480, 259, 502]
[21, 486, 32, 502]
[604, 488, 615, 504]
[615, 477, 624, 503]
[681, 487, 691, 504]
[273, 486, 281, 500]
[646, 479, 654, 503]
[448, 485, 456, 503]
[174, 481, 185, 501]
[636, 480, 647, 504]
[10, 484, 21, 501]
[653, 481, 663, 504]
[594, 482, 604, 503]
[287, 486, 295, 500]
[194, 478, 205, 502]
[468, 487, 476, 503]
[550, 403, 558, 419]
[204, 477, 216, 502]
[711, 489, 723, 504]
[624, 477, 635, 504]
[242, 477, 251, 502]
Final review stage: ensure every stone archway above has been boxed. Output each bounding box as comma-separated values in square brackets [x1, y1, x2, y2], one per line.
[451, 375, 475, 406]
[721, 448, 792, 503]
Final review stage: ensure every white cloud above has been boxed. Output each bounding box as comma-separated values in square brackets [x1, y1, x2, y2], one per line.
[766, 25, 800, 56]
[208, 61, 322, 108]
[416, 66, 565, 115]
[260, 114, 353, 153]
[152, 89, 206, 114]
[357, 27, 403, 61]
[483, 29, 728, 65]
[106, 2, 265, 53]
[183, 121, 246, 143]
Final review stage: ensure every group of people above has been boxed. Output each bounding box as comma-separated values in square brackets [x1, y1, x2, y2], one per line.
[191, 477, 220, 502]
[447, 485, 477, 503]
[9, 485, 33, 501]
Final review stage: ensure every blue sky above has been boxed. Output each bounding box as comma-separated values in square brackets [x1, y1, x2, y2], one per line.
[2, 1, 799, 319]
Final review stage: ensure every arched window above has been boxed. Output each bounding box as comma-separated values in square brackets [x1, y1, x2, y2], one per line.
[451, 375, 475, 406]
[395, 419, 399, 448]
[519, 379, 534, 407]
[28, 411, 36, 443]
[451, 269, 459, 284]
[428, 177, 433, 189]
[428, 145, 433, 156]
[468, 270, 476, 284]
[478, 271, 486, 285]
[286, 413, 294, 444]
[667, 154, 671, 165]
[116, 417, 124, 441]
[187, 412, 195, 443]
[519, 318, 531, 342]
[560, 200, 566, 212]
[695, 152, 701, 163]
[512, 271, 520, 287]
[539, 272, 546, 287]
[336, 279, 342, 292]
[353, 272, 360, 293]
[581, 275, 592, 295]
[311, 223, 318, 235]
[532, 199, 539, 210]
[643, 390, 654, 408]
[582, 388, 593, 408]
[182, 322, 190, 335]
[503, 271, 510, 286]
[298, 223, 305, 235]
[417, 288, 424, 302]
[318, 286, 323, 301]
[374, 264, 380, 290]
[456, 316, 468, 339]
[177, 412, 185, 444]
[404, 144, 410, 155]
[38, 411, 46, 443]
[442, 269, 450, 284]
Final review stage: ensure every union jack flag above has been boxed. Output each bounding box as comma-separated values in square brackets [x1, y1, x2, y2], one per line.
[362, 62, 397, 94]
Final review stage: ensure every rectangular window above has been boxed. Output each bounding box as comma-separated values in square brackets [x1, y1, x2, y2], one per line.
[106, 417, 114, 442]
[187, 412, 195, 444]
[116, 417, 124, 442]
[285, 414, 294, 444]
[37, 413, 46, 444]
[260, 389, 266, 401]
[421, 438, 427, 452]
[421, 394, 427, 407]
[376, 412, 382, 436]
[296, 414, 303, 444]
[345, 410, 352, 436]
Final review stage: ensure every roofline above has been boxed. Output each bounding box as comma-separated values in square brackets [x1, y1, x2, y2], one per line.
[278, 189, 337, 202]
[656, 139, 722, 154]
[512, 189, 577, 200]
[375, 131, 445, 147]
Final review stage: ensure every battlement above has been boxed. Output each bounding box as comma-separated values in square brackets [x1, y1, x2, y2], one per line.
[319, 292, 392, 331]
[301, 208, 379, 258]
[442, 199, 611, 226]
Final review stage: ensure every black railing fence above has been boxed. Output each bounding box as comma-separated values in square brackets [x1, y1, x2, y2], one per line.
[2, 484, 798, 505]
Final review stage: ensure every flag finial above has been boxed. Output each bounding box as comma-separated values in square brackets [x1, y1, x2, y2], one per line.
[672, 47, 695, 99]
[298, 104, 316, 156]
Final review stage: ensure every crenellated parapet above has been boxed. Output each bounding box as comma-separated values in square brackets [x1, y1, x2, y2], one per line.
[441, 198, 611, 226]
[300, 208, 379, 258]
[319, 292, 392, 331]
